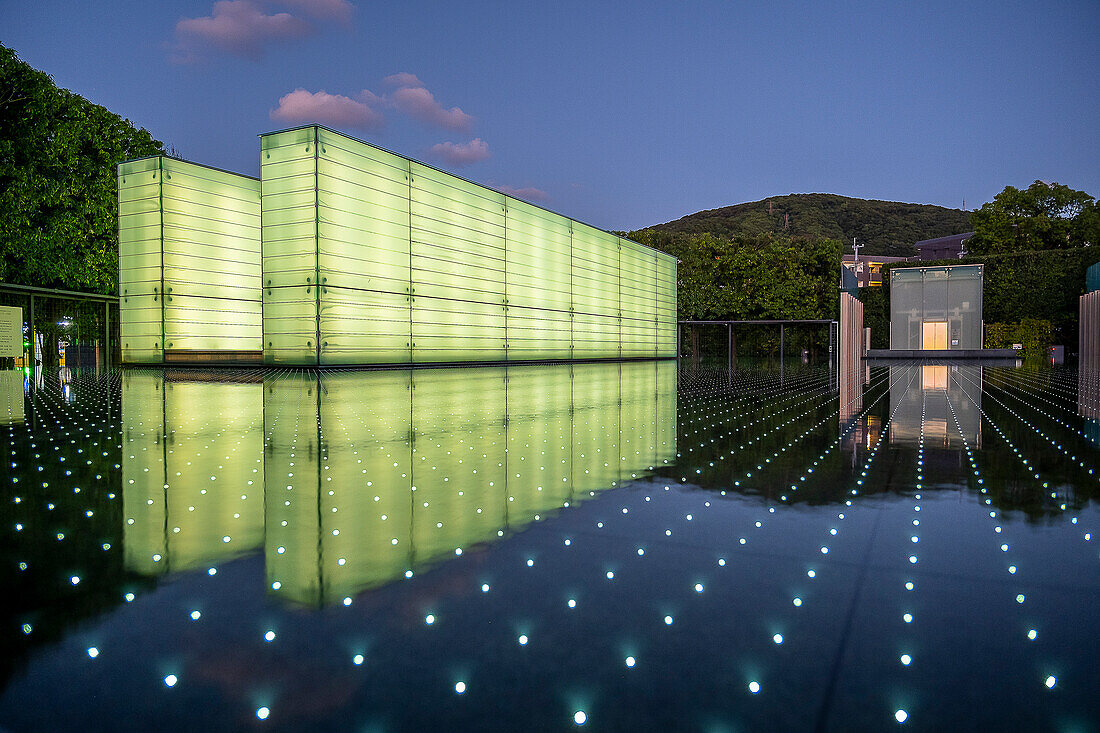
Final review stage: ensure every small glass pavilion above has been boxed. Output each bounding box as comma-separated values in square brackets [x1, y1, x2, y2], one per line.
[889, 264, 983, 350]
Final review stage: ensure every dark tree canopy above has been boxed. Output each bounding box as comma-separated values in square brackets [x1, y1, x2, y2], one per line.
[639, 193, 971, 257]
[0, 44, 164, 294]
[966, 181, 1099, 256]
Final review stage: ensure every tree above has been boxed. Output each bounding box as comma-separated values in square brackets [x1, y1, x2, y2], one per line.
[631, 229, 841, 356]
[0, 43, 164, 294]
[967, 181, 1100, 255]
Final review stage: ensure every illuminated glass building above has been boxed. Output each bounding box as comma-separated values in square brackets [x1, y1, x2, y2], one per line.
[119, 125, 677, 365]
[889, 264, 983, 350]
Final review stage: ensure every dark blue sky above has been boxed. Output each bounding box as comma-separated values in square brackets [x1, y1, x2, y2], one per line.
[3, 0, 1097, 231]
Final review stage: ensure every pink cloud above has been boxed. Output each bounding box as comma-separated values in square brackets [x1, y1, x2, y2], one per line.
[383, 72, 425, 89]
[275, 0, 354, 24]
[270, 88, 384, 129]
[390, 86, 474, 132]
[429, 139, 490, 167]
[173, 0, 311, 61]
[497, 185, 550, 202]
[171, 0, 354, 62]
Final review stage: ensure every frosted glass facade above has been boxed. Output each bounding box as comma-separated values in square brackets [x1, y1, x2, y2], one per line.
[118, 157, 262, 363]
[260, 125, 677, 365]
[122, 126, 675, 366]
[889, 265, 983, 350]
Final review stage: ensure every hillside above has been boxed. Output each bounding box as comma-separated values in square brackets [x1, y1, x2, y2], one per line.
[637, 193, 972, 257]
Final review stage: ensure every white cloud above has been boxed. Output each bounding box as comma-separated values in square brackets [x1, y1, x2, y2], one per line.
[429, 138, 490, 167]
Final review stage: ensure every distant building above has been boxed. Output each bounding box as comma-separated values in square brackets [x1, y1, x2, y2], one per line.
[914, 232, 973, 261]
[841, 254, 912, 287]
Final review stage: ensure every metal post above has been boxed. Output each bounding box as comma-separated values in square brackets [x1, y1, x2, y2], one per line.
[727, 323, 732, 373]
[28, 293, 35, 382]
[104, 301, 110, 369]
[780, 323, 785, 385]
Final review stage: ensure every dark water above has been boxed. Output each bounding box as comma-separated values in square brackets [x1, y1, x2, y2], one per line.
[1, 361, 1097, 731]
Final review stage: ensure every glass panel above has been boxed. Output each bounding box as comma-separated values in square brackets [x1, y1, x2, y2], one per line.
[412, 294, 505, 362]
[620, 239, 657, 357]
[118, 159, 163, 361]
[119, 293, 162, 363]
[162, 294, 264, 352]
[890, 268, 924, 349]
[922, 268, 949, 324]
[410, 162, 506, 305]
[319, 286, 410, 364]
[505, 307, 572, 361]
[316, 129, 410, 295]
[571, 223, 620, 319]
[573, 312, 620, 359]
[261, 129, 318, 290]
[656, 256, 677, 357]
[946, 265, 982, 349]
[158, 159, 262, 353]
[505, 199, 571, 312]
[262, 286, 317, 363]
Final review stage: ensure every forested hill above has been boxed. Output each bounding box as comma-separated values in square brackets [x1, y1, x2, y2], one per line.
[637, 194, 972, 257]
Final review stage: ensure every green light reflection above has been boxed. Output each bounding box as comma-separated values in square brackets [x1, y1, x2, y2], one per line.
[121, 362, 675, 605]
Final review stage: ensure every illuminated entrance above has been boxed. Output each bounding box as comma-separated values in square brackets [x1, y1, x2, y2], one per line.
[921, 321, 948, 350]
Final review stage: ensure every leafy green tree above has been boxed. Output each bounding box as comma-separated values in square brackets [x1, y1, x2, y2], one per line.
[0, 43, 164, 294]
[967, 181, 1099, 255]
[632, 229, 840, 356]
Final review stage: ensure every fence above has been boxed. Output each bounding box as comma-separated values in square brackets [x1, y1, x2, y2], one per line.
[0, 283, 118, 372]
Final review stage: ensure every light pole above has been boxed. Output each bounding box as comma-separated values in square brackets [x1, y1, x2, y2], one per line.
[852, 237, 863, 286]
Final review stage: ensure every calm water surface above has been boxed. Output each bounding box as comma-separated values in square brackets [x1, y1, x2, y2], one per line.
[1, 361, 1098, 731]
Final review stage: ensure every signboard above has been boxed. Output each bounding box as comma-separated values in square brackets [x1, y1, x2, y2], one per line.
[0, 306, 22, 358]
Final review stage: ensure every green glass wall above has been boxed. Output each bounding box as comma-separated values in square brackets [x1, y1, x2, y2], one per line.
[889, 264, 983, 350]
[260, 125, 677, 365]
[118, 158, 164, 363]
[120, 362, 676, 605]
[119, 157, 262, 362]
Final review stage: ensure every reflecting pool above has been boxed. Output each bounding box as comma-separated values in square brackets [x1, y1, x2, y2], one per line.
[2, 361, 1098, 731]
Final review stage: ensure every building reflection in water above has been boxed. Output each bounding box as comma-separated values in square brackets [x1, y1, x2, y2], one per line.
[1081, 351, 1100, 443]
[889, 364, 981, 448]
[0, 370, 24, 425]
[839, 362, 878, 457]
[840, 364, 982, 456]
[121, 362, 676, 605]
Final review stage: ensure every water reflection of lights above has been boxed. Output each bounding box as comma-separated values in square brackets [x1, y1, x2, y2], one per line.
[5, 361, 1097, 730]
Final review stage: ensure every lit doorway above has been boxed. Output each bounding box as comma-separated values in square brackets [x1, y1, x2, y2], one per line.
[922, 321, 947, 350]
